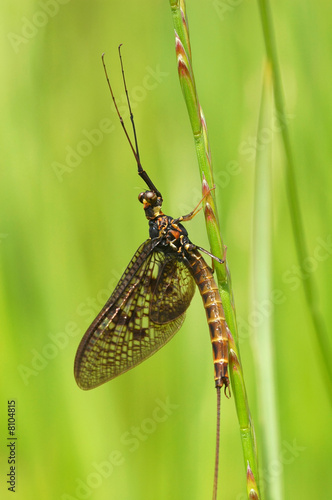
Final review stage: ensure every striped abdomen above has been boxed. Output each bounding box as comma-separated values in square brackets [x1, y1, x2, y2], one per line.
[187, 250, 230, 391]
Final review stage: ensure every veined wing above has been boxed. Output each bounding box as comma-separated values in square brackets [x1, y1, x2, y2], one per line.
[74, 239, 196, 390]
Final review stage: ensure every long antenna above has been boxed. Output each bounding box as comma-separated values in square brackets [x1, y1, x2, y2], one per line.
[118, 44, 141, 169]
[101, 50, 162, 199]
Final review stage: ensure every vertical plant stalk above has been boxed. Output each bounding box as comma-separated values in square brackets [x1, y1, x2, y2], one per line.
[252, 62, 282, 500]
[169, 1, 260, 498]
[257, 0, 332, 402]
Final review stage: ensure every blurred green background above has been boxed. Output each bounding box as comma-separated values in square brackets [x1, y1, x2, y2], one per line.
[1, 1, 331, 499]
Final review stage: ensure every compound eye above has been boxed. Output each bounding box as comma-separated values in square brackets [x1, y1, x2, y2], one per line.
[138, 191, 157, 205]
[138, 192, 145, 203]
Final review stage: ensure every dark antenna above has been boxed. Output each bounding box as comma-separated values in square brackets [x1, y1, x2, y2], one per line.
[101, 49, 162, 199]
[118, 44, 141, 169]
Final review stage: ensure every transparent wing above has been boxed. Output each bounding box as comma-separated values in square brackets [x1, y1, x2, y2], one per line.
[74, 240, 196, 389]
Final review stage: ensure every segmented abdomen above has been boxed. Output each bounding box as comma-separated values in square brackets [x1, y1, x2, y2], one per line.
[186, 250, 230, 390]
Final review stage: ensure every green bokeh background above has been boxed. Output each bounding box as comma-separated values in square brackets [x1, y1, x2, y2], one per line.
[1, 1, 331, 499]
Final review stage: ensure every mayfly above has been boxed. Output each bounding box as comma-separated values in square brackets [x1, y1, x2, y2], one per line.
[74, 47, 231, 499]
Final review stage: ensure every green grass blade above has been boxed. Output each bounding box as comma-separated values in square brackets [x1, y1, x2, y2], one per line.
[257, 0, 332, 403]
[252, 62, 282, 500]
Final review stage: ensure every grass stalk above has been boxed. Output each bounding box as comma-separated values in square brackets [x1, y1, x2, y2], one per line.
[169, 1, 260, 497]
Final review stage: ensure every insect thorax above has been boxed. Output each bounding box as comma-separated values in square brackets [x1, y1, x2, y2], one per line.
[149, 215, 191, 254]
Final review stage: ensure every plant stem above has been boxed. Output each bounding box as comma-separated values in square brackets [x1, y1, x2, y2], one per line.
[169, 1, 260, 498]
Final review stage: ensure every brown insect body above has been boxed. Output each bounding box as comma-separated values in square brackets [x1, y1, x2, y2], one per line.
[186, 251, 229, 390]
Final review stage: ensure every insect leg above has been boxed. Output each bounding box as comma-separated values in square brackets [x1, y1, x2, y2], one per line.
[173, 185, 216, 224]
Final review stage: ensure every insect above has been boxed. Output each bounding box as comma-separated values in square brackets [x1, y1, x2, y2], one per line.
[74, 47, 230, 499]
[74, 189, 230, 392]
